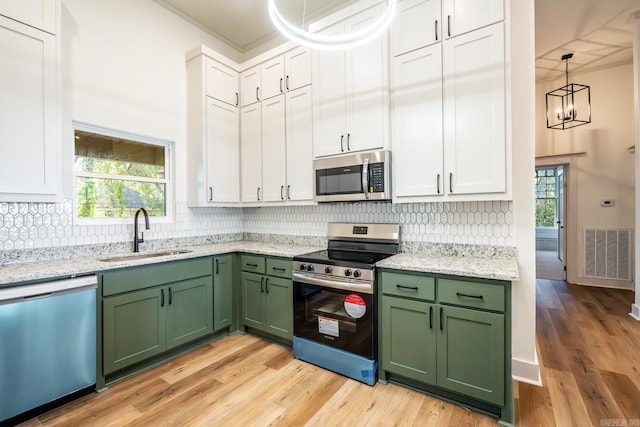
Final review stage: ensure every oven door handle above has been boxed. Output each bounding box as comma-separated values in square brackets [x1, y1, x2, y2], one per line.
[293, 272, 373, 294]
[361, 158, 370, 199]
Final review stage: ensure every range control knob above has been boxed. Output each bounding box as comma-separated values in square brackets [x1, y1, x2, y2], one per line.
[307, 264, 314, 272]
[344, 269, 352, 277]
[353, 270, 361, 278]
[299, 264, 306, 271]
[325, 266, 333, 274]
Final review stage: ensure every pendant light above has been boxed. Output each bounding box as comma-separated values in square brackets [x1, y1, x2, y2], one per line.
[268, 0, 397, 50]
[545, 53, 591, 130]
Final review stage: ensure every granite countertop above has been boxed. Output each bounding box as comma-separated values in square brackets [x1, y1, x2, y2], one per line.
[376, 253, 520, 282]
[0, 241, 323, 287]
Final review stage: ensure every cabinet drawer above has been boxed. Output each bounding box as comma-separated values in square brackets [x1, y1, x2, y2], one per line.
[266, 257, 292, 279]
[102, 258, 212, 297]
[381, 271, 435, 301]
[438, 279, 505, 312]
[240, 254, 265, 273]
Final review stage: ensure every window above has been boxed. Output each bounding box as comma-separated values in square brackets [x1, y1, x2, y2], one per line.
[73, 123, 172, 221]
[535, 168, 556, 227]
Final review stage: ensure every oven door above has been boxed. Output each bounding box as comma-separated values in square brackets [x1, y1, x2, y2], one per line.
[293, 276, 375, 360]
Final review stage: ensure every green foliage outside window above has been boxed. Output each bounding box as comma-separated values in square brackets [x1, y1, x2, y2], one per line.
[74, 128, 167, 218]
[535, 168, 556, 227]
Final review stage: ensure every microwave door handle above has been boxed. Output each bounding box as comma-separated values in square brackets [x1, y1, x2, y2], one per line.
[362, 159, 370, 199]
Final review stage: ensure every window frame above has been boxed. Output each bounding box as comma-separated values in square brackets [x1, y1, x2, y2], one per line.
[534, 167, 557, 228]
[72, 121, 174, 225]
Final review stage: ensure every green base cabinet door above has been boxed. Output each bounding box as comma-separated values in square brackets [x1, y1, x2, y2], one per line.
[103, 288, 166, 375]
[242, 271, 265, 329]
[166, 277, 213, 350]
[213, 255, 234, 331]
[264, 276, 292, 340]
[381, 296, 436, 384]
[437, 305, 505, 405]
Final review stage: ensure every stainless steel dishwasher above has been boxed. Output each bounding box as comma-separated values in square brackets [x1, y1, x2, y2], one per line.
[0, 275, 97, 423]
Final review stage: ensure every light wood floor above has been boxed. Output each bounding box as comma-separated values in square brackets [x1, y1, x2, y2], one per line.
[20, 279, 640, 427]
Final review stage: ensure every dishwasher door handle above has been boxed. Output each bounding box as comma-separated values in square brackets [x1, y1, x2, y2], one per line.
[0, 275, 98, 304]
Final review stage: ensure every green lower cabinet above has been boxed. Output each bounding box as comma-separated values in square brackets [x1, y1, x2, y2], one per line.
[264, 276, 293, 340]
[241, 270, 293, 340]
[103, 287, 166, 375]
[437, 305, 505, 406]
[381, 296, 436, 384]
[242, 272, 266, 329]
[213, 255, 234, 331]
[102, 273, 213, 376]
[166, 277, 213, 350]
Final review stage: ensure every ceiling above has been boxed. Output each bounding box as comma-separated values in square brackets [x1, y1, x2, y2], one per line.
[155, 0, 640, 78]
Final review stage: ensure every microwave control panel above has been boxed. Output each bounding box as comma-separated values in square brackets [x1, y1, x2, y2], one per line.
[370, 163, 385, 192]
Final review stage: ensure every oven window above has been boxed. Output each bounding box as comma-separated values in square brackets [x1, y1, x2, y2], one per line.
[294, 282, 374, 359]
[316, 165, 363, 195]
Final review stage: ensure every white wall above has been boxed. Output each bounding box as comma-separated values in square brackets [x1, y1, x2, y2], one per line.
[536, 64, 636, 290]
[633, 11, 640, 319]
[60, 0, 241, 203]
[509, 0, 540, 385]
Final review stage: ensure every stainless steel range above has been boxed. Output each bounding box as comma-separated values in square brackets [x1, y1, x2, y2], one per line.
[292, 222, 400, 385]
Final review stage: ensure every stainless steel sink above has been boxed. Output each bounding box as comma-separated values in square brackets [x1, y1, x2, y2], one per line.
[98, 250, 193, 262]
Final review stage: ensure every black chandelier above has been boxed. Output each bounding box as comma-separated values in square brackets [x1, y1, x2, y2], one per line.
[545, 53, 591, 130]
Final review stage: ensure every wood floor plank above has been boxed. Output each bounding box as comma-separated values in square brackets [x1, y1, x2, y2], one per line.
[20, 279, 640, 427]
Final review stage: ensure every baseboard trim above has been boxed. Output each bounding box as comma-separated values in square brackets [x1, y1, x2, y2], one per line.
[630, 304, 640, 320]
[512, 357, 542, 386]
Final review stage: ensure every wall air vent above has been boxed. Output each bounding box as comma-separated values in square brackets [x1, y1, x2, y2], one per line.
[583, 228, 632, 281]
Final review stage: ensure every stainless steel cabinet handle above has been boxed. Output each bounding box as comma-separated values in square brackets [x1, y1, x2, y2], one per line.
[286, 75, 290, 91]
[449, 173, 453, 193]
[362, 158, 370, 199]
[347, 133, 351, 151]
[340, 135, 344, 152]
[437, 174, 441, 194]
[280, 78, 283, 93]
[447, 15, 451, 37]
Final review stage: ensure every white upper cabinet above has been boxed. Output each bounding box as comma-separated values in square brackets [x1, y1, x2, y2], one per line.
[0, 11, 59, 202]
[442, 0, 503, 39]
[285, 86, 314, 202]
[240, 104, 262, 203]
[392, 44, 443, 198]
[240, 66, 261, 107]
[0, 0, 56, 34]
[261, 56, 286, 101]
[187, 53, 240, 207]
[392, 0, 441, 56]
[392, 0, 503, 56]
[443, 22, 505, 195]
[313, 4, 389, 157]
[205, 98, 240, 203]
[261, 95, 287, 202]
[284, 47, 311, 92]
[261, 47, 311, 101]
[206, 59, 238, 107]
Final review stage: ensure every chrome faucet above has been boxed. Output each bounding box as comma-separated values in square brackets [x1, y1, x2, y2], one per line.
[133, 208, 150, 252]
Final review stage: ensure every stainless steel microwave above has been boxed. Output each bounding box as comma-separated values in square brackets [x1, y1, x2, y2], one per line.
[314, 150, 391, 202]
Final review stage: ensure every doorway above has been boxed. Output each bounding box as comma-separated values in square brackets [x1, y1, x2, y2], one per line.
[535, 165, 567, 280]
